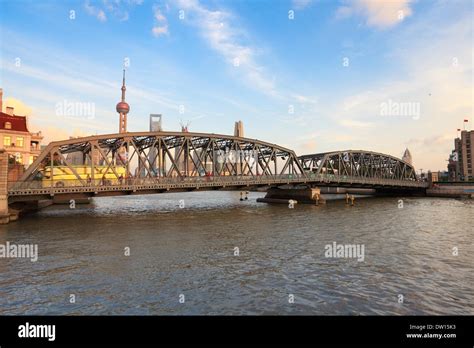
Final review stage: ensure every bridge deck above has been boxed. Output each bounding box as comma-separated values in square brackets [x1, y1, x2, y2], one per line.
[8, 174, 427, 202]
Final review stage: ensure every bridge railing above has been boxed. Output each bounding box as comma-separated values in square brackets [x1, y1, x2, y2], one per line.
[8, 171, 426, 195]
[8, 174, 308, 191]
[304, 173, 425, 187]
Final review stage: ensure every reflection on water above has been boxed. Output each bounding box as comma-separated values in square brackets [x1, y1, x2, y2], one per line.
[0, 191, 472, 315]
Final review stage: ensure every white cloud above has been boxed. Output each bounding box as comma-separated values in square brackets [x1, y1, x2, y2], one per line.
[293, 94, 318, 104]
[152, 25, 169, 37]
[339, 119, 374, 129]
[154, 8, 166, 22]
[292, 0, 313, 10]
[334, 6, 352, 20]
[85, 1, 107, 22]
[336, 0, 413, 29]
[152, 5, 169, 37]
[85, 0, 143, 22]
[175, 0, 278, 97]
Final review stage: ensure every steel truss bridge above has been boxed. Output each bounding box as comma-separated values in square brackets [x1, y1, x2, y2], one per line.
[7, 132, 426, 203]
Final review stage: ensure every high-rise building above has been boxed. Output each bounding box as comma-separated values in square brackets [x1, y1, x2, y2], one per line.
[147, 114, 163, 176]
[234, 120, 244, 137]
[174, 124, 194, 176]
[449, 130, 473, 181]
[447, 150, 458, 181]
[402, 148, 412, 166]
[150, 114, 162, 132]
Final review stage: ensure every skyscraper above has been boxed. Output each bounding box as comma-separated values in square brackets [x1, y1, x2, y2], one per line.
[149, 114, 162, 132]
[234, 120, 244, 137]
[147, 114, 163, 176]
[174, 124, 193, 176]
[450, 130, 473, 181]
[402, 148, 412, 166]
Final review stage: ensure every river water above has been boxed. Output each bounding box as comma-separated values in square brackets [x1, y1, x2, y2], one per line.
[0, 192, 472, 315]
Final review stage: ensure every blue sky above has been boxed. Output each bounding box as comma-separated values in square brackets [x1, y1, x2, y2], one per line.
[0, 0, 472, 171]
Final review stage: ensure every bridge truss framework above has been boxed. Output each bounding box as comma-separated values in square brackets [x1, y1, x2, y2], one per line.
[298, 150, 418, 182]
[7, 133, 425, 202]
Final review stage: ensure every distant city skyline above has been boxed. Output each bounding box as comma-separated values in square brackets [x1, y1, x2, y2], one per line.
[0, 0, 472, 171]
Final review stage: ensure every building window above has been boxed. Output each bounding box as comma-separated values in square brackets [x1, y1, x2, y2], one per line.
[17, 137, 24, 148]
[4, 136, 11, 146]
[5, 122, 11, 129]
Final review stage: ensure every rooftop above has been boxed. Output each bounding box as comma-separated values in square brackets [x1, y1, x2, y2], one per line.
[0, 112, 29, 133]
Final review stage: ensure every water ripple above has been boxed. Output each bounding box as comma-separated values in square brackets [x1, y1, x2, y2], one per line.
[0, 192, 472, 315]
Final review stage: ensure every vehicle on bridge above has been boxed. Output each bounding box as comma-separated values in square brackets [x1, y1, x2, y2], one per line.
[38, 165, 127, 188]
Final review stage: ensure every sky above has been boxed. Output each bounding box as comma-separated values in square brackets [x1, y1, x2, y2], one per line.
[0, 0, 472, 171]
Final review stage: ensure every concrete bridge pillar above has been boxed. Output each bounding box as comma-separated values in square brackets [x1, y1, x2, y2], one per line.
[0, 150, 10, 224]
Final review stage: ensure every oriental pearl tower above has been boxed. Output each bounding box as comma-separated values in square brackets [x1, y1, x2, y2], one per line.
[116, 69, 130, 133]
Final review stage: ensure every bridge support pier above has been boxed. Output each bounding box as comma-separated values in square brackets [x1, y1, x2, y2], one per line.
[257, 187, 326, 205]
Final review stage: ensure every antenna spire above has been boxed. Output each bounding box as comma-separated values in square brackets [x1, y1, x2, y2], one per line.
[121, 69, 126, 102]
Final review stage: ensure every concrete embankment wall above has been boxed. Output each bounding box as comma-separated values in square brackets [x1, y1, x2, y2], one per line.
[0, 151, 10, 224]
[426, 184, 474, 198]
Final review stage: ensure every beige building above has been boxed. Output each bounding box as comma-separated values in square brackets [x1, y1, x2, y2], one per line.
[452, 130, 473, 181]
[0, 89, 43, 166]
[234, 120, 244, 137]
